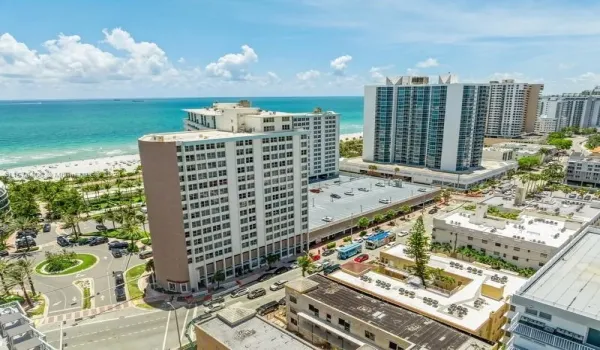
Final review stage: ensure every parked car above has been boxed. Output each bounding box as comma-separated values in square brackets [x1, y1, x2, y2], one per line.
[321, 216, 333, 222]
[111, 249, 123, 258]
[289, 262, 299, 269]
[278, 297, 287, 306]
[310, 263, 324, 273]
[398, 230, 409, 237]
[230, 288, 249, 298]
[257, 273, 273, 282]
[322, 259, 333, 267]
[428, 207, 438, 214]
[256, 301, 280, 316]
[418, 188, 427, 192]
[352, 238, 363, 244]
[354, 254, 369, 263]
[274, 266, 290, 275]
[311, 254, 321, 261]
[17, 231, 36, 239]
[16, 237, 36, 249]
[358, 187, 369, 192]
[203, 296, 225, 307]
[108, 241, 129, 250]
[247, 288, 267, 299]
[344, 191, 354, 196]
[330, 193, 341, 199]
[138, 250, 153, 259]
[379, 198, 391, 204]
[96, 224, 108, 232]
[140, 206, 148, 213]
[89, 236, 108, 246]
[322, 249, 335, 257]
[0, 250, 9, 257]
[207, 303, 224, 313]
[115, 286, 126, 302]
[375, 183, 385, 187]
[568, 193, 577, 198]
[57, 236, 70, 247]
[269, 280, 288, 291]
[43, 223, 51, 232]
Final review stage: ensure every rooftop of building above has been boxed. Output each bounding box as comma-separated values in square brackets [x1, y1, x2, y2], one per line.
[517, 226, 600, 320]
[439, 209, 575, 248]
[340, 158, 517, 183]
[304, 274, 494, 350]
[493, 142, 557, 151]
[482, 195, 600, 224]
[139, 129, 304, 143]
[569, 151, 600, 162]
[327, 245, 527, 333]
[183, 102, 338, 118]
[197, 306, 315, 350]
[483, 147, 514, 153]
[0, 301, 55, 350]
[307, 174, 437, 231]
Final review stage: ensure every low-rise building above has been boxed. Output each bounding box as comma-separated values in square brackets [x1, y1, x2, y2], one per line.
[195, 306, 316, 350]
[340, 157, 517, 190]
[482, 148, 515, 162]
[508, 226, 600, 350]
[493, 142, 557, 163]
[432, 198, 600, 269]
[285, 274, 495, 350]
[0, 181, 9, 214]
[567, 152, 600, 187]
[0, 301, 55, 349]
[534, 114, 559, 134]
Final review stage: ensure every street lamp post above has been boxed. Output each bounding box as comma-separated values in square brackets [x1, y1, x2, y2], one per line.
[166, 301, 183, 349]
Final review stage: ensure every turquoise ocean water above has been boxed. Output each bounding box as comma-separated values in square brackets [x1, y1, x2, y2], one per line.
[0, 97, 363, 169]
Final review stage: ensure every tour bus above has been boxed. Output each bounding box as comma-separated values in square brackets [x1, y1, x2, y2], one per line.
[337, 242, 362, 260]
[365, 231, 391, 250]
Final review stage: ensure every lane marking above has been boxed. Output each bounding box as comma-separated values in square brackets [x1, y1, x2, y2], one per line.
[180, 308, 190, 342]
[161, 310, 171, 350]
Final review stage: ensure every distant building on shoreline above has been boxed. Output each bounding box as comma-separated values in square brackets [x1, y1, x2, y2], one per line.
[538, 86, 600, 130]
[183, 101, 340, 182]
[0, 181, 9, 214]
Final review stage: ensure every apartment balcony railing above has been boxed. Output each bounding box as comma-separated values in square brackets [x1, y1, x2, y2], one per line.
[513, 322, 596, 350]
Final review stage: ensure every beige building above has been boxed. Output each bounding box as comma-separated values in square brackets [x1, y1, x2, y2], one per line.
[285, 274, 495, 350]
[139, 119, 309, 292]
[482, 148, 515, 162]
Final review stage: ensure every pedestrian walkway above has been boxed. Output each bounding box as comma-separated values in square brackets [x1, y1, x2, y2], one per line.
[36, 301, 135, 326]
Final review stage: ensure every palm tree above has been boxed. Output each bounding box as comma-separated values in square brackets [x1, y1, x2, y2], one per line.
[16, 258, 36, 296]
[297, 253, 314, 277]
[136, 213, 148, 237]
[104, 210, 117, 229]
[62, 214, 80, 239]
[441, 242, 453, 255]
[394, 167, 400, 178]
[7, 264, 32, 307]
[91, 183, 101, 198]
[0, 259, 12, 295]
[145, 259, 155, 284]
[13, 217, 35, 233]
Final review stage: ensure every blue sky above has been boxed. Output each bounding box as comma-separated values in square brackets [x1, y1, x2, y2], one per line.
[1, 0, 600, 99]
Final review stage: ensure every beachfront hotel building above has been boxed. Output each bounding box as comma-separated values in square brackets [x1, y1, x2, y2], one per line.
[507, 226, 600, 350]
[139, 113, 309, 292]
[183, 101, 340, 181]
[0, 181, 9, 214]
[363, 75, 543, 173]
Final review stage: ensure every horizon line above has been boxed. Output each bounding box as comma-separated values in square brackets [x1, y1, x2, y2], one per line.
[0, 95, 363, 102]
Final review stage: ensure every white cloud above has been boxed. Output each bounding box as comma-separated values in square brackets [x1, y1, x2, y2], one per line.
[266, 71, 281, 83]
[296, 69, 320, 81]
[406, 68, 420, 76]
[568, 72, 600, 83]
[369, 65, 393, 82]
[178, 57, 185, 63]
[330, 55, 352, 75]
[204, 45, 258, 80]
[415, 58, 439, 68]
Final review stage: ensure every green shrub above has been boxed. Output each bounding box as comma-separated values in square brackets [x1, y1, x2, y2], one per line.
[326, 242, 336, 249]
[127, 243, 140, 253]
[83, 287, 91, 309]
[359, 231, 367, 237]
[141, 238, 152, 245]
[44, 250, 78, 272]
[343, 237, 352, 243]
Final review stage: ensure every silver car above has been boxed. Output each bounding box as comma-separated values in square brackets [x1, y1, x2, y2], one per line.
[230, 288, 249, 298]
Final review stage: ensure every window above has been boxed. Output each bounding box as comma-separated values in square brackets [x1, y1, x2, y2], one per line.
[539, 312, 552, 321]
[365, 330, 375, 341]
[540, 253, 548, 258]
[326, 314, 331, 323]
[291, 318, 298, 326]
[510, 305, 516, 312]
[525, 307, 538, 316]
[514, 247, 520, 251]
[308, 304, 319, 316]
[467, 236, 473, 241]
[389, 341, 398, 350]
[512, 256, 519, 261]
[338, 318, 350, 331]
[168, 282, 176, 291]
[482, 240, 488, 244]
[495, 243, 501, 247]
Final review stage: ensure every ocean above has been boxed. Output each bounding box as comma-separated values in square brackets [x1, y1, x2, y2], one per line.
[0, 97, 364, 169]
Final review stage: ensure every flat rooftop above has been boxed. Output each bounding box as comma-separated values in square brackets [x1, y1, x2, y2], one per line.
[198, 314, 314, 350]
[183, 105, 338, 118]
[517, 226, 600, 320]
[482, 196, 600, 223]
[441, 211, 575, 248]
[139, 129, 304, 142]
[307, 174, 436, 231]
[306, 275, 493, 350]
[340, 158, 517, 183]
[328, 244, 527, 332]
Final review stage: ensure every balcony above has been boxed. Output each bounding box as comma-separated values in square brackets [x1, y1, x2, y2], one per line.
[513, 322, 596, 350]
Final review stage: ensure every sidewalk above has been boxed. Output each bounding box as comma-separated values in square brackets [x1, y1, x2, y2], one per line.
[35, 301, 136, 326]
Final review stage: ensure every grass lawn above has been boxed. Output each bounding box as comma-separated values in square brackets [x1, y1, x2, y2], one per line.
[82, 228, 146, 241]
[27, 294, 46, 317]
[35, 254, 98, 276]
[126, 264, 146, 300]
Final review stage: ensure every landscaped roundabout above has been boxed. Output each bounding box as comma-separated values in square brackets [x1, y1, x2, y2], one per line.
[35, 251, 98, 276]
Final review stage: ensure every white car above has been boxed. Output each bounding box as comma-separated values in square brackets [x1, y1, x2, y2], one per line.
[379, 198, 391, 204]
[418, 188, 427, 192]
[206, 303, 224, 313]
[140, 206, 148, 213]
[289, 262, 299, 269]
[344, 191, 354, 196]
[398, 230, 409, 237]
[384, 242, 397, 249]
[311, 263, 324, 272]
[269, 280, 288, 291]
[322, 216, 333, 222]
[352, 238, 363, 243]
[358, 188, 369, 192]
[376, 183, 385, 187]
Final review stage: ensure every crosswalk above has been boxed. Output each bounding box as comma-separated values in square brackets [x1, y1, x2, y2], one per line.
[36, 301, 135, 326]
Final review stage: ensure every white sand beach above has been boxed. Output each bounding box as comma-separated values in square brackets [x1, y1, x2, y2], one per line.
[1, 132, 363, 181]
[0, 154, 140, 180]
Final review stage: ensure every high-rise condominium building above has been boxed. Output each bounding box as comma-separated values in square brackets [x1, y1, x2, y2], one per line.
[183, 101, 340, 181]
[484, 80, 543, 138]
[539, 87, 600, 130]
[139, 113, 309, 292]
[363, 74, 488, 172]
